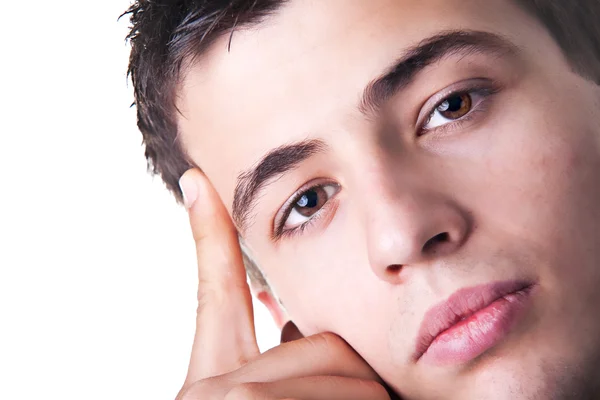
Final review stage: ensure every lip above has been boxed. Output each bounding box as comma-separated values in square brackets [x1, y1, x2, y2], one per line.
[414, 279, 535, 366]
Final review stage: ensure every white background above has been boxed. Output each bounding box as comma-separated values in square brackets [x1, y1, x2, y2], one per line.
[0, 1, 280, 398]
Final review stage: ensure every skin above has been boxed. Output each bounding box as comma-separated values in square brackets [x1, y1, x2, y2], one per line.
[176, 0, 600, 398]
[177, 170, 392, 399]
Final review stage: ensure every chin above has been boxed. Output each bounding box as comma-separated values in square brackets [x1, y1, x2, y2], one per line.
[450, 346, 600, 400]
[387, 330, 600, 400]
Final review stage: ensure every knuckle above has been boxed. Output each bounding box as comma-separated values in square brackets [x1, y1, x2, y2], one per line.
[296, 332, 350, 371]
[197, 281, 224, 309]
[193, 229, 210, 246]
[196, 277, 248, 311]
[235, 353, 252, 368]
[305, 331, 348, 358]
[316, 331, 346, 348]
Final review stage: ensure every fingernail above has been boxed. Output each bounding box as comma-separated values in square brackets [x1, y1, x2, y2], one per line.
[179, 174, 199, 209]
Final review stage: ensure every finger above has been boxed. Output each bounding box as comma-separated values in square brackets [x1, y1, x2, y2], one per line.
[224, 376, 391, 400]
[179, 168, 260, 383]
[230, 332, 383, 385]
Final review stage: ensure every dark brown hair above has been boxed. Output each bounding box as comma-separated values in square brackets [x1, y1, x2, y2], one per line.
[122, 0, 600, 204]
[122, 0, 285, 204]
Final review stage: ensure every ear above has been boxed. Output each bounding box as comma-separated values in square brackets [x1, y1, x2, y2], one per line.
[255, 289, 287, 330]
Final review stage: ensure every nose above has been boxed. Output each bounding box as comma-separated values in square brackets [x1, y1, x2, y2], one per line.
[364, 188, 470, 283]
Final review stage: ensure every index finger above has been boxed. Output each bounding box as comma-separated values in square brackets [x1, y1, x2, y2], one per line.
[179, 168, 260, 384]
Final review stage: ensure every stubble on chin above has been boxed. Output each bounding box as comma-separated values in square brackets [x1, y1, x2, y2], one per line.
[535, 354, 600, 400]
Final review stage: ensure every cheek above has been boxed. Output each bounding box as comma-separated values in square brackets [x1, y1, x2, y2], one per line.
[468, 83, 600, 291]
[258, 243, 375, 333]
[254, 220, 409, 378]
[254, 216, 397, 336]
[466, 82, 600, 242]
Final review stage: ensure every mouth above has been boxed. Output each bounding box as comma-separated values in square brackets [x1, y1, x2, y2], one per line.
[413, 279, 536, 366]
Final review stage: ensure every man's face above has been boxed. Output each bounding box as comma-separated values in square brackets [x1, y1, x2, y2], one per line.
[177, 0, 600, 398]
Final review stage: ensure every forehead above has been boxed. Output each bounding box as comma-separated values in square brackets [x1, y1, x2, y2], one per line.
[177, 0, 536, 210]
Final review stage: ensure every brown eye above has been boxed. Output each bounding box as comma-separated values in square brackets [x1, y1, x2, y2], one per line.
[280, 183, 340, 232]
[293, 186, 328, 217]
[421, 85, 497, 133]
[436, 93, 472, 120]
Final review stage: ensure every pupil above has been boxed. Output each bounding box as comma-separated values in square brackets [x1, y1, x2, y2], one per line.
[445, 96, 463, 112]
[297, 190, 318, 208]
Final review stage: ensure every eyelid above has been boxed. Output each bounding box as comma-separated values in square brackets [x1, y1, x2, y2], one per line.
[415, 78, 500, 131]
[273, 178, 340, 237]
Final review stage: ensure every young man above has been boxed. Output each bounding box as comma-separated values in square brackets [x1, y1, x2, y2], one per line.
[123, 1, 600, 398]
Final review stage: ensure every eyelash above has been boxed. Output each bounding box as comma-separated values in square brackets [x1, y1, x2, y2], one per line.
[417, 84, 500, 137]
[272, 83, 500, 241]
[273, 182, 339, 240]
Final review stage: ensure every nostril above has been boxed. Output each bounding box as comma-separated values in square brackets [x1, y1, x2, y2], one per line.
[387, 264, 403, 273]
[423, 232, 450, 254]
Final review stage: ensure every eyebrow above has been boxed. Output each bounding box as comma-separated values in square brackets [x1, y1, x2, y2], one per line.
[233, 138, 327, 231]
[232, 31, 518, 232]
[359, 30, 518, 115]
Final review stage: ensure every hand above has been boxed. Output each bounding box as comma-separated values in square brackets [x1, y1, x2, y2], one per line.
[176, 168, 393, 400]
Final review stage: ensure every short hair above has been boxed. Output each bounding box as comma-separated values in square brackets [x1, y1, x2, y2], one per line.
[122, 0, 599, 289]
[122, 0, 285, 204]
[122, 1, 600, 205]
